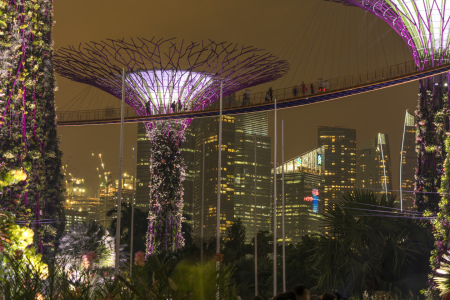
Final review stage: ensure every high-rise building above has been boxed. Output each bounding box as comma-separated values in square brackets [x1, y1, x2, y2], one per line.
[357, 133, 393, 196]
[193, 115, 236, 243]
[400, 111, 416, 210]
[273, 146, 325, 244]
[136, 124, 152, 212]
[318, 126, 356, 211]
[234, 112, 272, 242]
[180, 125, 197, 228]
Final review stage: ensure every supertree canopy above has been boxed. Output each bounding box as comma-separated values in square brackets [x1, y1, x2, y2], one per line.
[327, 0, 450, 295]
[0, 0, 65, 255]
[54, 37, 289, 256]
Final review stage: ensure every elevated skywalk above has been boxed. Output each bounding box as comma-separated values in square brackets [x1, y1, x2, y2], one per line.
[57, 60, 450, 126]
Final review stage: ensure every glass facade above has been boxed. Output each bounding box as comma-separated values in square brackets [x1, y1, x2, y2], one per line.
[234, 112, 272, 242]
[193, 115, 236, 243]
[272, 146, 325, 244]
[318, 126, 356, 212]
[357, 133, 393, 197]
[401, 111, 416, 210]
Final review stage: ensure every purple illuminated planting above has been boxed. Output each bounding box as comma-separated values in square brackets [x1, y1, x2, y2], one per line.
[327, 1, 450, 295]
[54, 37, 289, 256]
[327, 1, 450, 68]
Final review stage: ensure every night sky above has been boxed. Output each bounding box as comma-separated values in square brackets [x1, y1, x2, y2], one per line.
[54, 0, 418, 196]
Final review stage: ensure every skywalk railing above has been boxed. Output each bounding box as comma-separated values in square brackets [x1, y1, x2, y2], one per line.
[56, 59, 450, 125]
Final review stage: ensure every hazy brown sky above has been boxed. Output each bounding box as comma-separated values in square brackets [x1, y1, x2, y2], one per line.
[54, 0, 418, 196]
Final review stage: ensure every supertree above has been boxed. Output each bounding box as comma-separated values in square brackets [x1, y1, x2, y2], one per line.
[326, 1, 450, 295]
[0, 0, 65, 255]
[54, 37, 289, 256]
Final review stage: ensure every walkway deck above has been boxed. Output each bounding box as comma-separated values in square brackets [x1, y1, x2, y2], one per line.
[57, 60, 450, 126]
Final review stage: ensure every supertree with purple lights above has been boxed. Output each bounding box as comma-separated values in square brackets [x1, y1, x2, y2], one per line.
[0, 0, 65, 255]
[54, 37, 289, 256]
[327, 0, 450, 295]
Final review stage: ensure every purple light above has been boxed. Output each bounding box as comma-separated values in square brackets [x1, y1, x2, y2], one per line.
[329, 0, 450, 68]
[54, 37, 289, 119]
[127, 70, 213, 115]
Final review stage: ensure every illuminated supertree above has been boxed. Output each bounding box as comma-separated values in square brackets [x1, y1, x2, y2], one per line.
[327, 1, 450, 295]
[0, 0, 65, 255]
[54, 37, 289, 256]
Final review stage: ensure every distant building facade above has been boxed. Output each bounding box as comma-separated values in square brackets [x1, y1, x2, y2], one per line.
[357, 133, 393, 196]
[234, 112, 272, 242]
[193, 115, 236, 243]
[318, 126, 356, 211]
[64, 178, 101, 230]
[136, 124, 152, 212]
[273, 146, 325, 244]
[400, 111, 416, 210]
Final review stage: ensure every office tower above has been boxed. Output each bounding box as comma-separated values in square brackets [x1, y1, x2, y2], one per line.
[180, 126, 196, 228]
[234, 112, 272, 242]
[273, 146, 325, 244]
[318, 126, 357, 211]
[400, 111, 416, 210]
[357, 133, 393, 196]
[193, 116, 236, 243]
[136, 123, 152, 212]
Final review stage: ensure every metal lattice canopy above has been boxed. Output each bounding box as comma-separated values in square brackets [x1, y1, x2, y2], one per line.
[54, 37, 289, 116]
[328, 0, 450, 69]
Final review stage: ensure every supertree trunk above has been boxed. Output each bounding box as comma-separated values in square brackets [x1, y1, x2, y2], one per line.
[145, 121, 186, 256]
[0, 0, 65, 255]
[415, 74, 449, 214]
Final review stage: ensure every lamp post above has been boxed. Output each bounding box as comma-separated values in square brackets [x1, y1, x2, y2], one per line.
[130, 144, 136, 274]
[115, 67, 126, 275]
[273, 97, 277, 297]
[254, 133, 258, 297]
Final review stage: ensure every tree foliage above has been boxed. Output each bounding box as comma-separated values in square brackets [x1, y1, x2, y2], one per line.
[57, 221, 114, 270]
[310, 189, 432, 296]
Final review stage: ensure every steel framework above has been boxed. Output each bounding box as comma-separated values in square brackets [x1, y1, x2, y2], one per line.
[54, 37, 289, 256]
